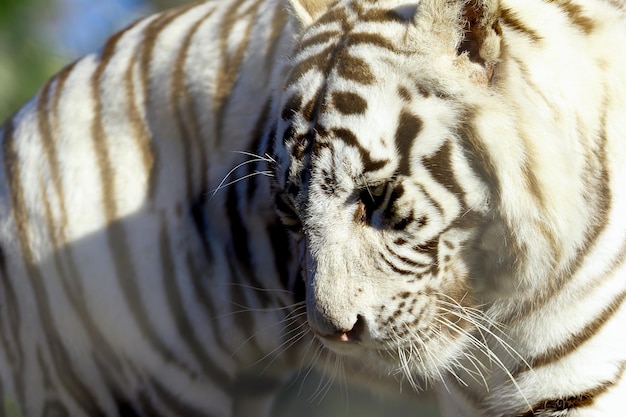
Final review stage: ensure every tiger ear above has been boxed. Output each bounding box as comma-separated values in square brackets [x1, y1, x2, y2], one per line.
[285, 0, 336, 30]
[457, 0, 502, 84]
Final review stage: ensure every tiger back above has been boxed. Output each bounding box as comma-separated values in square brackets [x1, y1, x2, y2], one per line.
[2, 0, 626, 416]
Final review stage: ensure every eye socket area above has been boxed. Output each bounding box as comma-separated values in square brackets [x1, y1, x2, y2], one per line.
[357, 181, 393, 225]
[274, 193, 302, 233]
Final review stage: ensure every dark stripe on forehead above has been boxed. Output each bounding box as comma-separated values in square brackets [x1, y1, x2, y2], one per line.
[335, 53, 375, 84]
[315, 6, 350, 26]
[397, 86, 412, 102]
[331, 91, 368, 115]
[281, 93, 303, 120]
[286, 44, 335, 87]
[299, 30, 342, 51]
[395, 111, 423, 176]
[302, 95, 330, 121]
[331, 128, 388, 171]
[360, 7, 414, 23]
[346, 32, 399, 53]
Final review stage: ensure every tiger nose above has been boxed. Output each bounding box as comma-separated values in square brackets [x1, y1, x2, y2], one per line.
[310, 314, 366, 343]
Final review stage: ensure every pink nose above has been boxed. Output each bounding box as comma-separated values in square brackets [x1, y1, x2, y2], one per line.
[314, 314, 366, 343]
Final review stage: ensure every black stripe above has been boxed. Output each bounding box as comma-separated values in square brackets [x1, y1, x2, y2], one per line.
[36, 82, 126, 383]
[246, 97, 273, 202]
[515, 371, 623, 417]
[267, 220, 294, 293]
[224, 183, 267, 356]
[546, 0, 596, 34]
[381, 253, 416, 275]
[109, 222, 190, 371]
[171, 7, 216, 204]
[151, 379, 216, 417]
[422, 141, 467, 209]
[135, 4, 201, 200]
[184, 252, 231, 354]
[298, 30, 342, 51]
[39, 175, 124, 375]
[3, 119, 106, 416]
[37, 346, 54, 391]
[214, 0, 265, 145]
[385, 244, 428, 268]
[224, 254, 266, 358]
[92, 27, 190, 375]
[159, 215, 232, 385]
[346, 32, 399, 53]
[416, 183, 444, 217]
[116, 398, 141, 417]
[0, 233, 25, 406]
[137, 392, 166, 417]
[359, 6, 415, 23]
[331, 128, 388, 171]
[500, 7, 543, 42]
[413, 236, 439, 276]
[226, 183, 253, 274]
[395, 111, 423, 176]
[457, 108, 501, 197]
[263, 5, 289, 79]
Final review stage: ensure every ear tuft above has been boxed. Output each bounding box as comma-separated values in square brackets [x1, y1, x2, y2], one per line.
[285, 0, 337, 30]
[457, 0, 502, 83]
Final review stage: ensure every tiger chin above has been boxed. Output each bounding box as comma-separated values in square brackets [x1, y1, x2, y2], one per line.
[270, 0, 626, 415]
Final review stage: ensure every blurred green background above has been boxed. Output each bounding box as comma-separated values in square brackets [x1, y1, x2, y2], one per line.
[0, 0, 441, 415]
[0, 0, 191, 121]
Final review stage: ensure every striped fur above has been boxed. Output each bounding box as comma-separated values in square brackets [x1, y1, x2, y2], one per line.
[1, 0, 626, 416]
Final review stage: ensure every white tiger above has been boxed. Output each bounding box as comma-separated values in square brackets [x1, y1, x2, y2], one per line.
[1, 0, 625, 416]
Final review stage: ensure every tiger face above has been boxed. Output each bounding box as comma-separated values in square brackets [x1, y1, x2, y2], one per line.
[270, 0, 500, 382]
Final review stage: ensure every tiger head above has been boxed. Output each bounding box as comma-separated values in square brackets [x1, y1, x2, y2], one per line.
[268, 0, 593, 384]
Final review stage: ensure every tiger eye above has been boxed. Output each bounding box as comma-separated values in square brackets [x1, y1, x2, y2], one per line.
[369, 183, 386, 197]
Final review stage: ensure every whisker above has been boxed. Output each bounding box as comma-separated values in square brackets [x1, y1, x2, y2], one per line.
[231, 305, 309, 369]
[427, 321, 487, 388]
[432, 313, 532, 411]
[434, 296, 531, 372]
[211, 149, 277, 197]
[300, 343, 326, 397]
[258, 324, 311, 373]
[224, 282, 295, 295]
[214, 300, 305, 319]
[232, 150, 277, 164]
[211, 170, 273, 196]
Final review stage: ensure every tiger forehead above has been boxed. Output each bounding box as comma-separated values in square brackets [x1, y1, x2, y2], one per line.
[286, 2, 413, 87]
[281, 125, 396, 196]
[305, 0, 416, 31]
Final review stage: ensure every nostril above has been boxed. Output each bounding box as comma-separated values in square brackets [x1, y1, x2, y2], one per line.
[334, 314, 366, 343]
